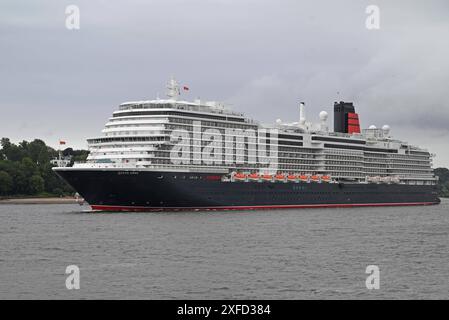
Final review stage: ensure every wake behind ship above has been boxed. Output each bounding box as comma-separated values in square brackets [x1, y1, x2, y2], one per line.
[53, 78, 440, 211]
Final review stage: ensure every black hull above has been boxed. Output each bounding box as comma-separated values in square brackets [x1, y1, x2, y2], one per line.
[54, 169, 440, 211]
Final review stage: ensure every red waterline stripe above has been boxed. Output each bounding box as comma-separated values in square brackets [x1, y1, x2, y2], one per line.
[90, 202, 438, 212]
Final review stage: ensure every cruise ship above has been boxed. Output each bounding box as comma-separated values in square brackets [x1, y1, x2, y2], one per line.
[53, 78, 440, 211]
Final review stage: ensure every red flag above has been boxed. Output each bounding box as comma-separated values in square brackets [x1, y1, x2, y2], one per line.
[59, 140, 66, 145]
[183, 86, 189, 91]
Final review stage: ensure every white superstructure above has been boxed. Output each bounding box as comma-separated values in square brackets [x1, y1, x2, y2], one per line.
[76, 78, 436, 186]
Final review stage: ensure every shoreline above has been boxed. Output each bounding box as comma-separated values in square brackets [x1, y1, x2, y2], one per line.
[0, 197, 79, 205]
[0, 196, 447, 205]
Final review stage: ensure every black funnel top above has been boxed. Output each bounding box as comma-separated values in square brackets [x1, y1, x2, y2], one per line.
[334, 101, 355, 133]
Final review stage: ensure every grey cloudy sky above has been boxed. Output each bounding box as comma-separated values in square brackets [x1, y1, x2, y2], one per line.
[1, 0, 448, 166]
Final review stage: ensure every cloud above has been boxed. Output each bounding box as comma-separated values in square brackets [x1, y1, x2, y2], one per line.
[0, 0, 448, 166]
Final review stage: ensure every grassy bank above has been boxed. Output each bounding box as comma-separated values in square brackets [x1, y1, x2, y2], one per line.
[0, 196, 78, 204]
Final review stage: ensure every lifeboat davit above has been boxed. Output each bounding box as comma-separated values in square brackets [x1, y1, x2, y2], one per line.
[287, 174, 297, 182]
[261, 174, 273, 182]
[299, 175, 309, 182]
[275, 174, 286, 182]
[233, 173, 247, 181]
[248, 173, 260, 181]
[310, 175, 320, 182]
[321, 175, 331, 182]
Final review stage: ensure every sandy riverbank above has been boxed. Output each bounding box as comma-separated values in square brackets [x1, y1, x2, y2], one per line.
[0, 197, 79, 204]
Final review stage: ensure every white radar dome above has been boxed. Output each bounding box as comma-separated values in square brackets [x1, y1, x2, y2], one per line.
[319, 111, 328, 121]
[382, 124, 390, 131]
[369, 125, 377, 129]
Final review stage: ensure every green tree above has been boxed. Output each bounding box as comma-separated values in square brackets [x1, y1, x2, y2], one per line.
[13, 170, 29, 194]
[53, 188, 64, 197]
[21, 157, 38, 177]
[1, 137, 11, 150]
[62, 148, 74, 157]
[434, 167, 449, 197]
[29, 175, 45, 194]
[28, 139, 48, 163]
[0, 170, 13, 195]
[2, 143, 25, 161]
[0, 138, 83, 196]
[41, 162, 64, 193]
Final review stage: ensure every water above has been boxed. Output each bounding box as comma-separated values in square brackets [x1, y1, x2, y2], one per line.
[1, 200, 448, 299]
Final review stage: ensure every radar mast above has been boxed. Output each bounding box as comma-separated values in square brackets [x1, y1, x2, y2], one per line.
[166, 76, 180, 100]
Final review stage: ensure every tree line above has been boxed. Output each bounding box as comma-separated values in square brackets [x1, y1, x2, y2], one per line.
[434, 167, 449, 198]
[0, 137, 449, 198]
[0, 138, 88, 197]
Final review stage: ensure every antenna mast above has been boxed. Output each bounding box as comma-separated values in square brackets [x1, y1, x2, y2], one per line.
[166, 76, 180, 100]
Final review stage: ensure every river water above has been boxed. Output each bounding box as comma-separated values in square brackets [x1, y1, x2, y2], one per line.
[1, 200, 448, 299]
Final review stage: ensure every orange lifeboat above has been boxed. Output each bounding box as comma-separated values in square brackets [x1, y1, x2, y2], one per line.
[261, 174, 273, 181]
[321, 175, 331, 182]
[233, 173, 246, 181]
[287, 174, 297, 182]
[275, 174, 286, 182]
[310, 175, 320, 182]
[248, 173, 260, 181]
[299, 175, 309, 182]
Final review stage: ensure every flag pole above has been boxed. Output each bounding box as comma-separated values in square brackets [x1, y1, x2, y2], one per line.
[59, 139, 62, 162]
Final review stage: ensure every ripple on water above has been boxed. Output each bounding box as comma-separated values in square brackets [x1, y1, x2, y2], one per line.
[0, 201, 448, 299]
